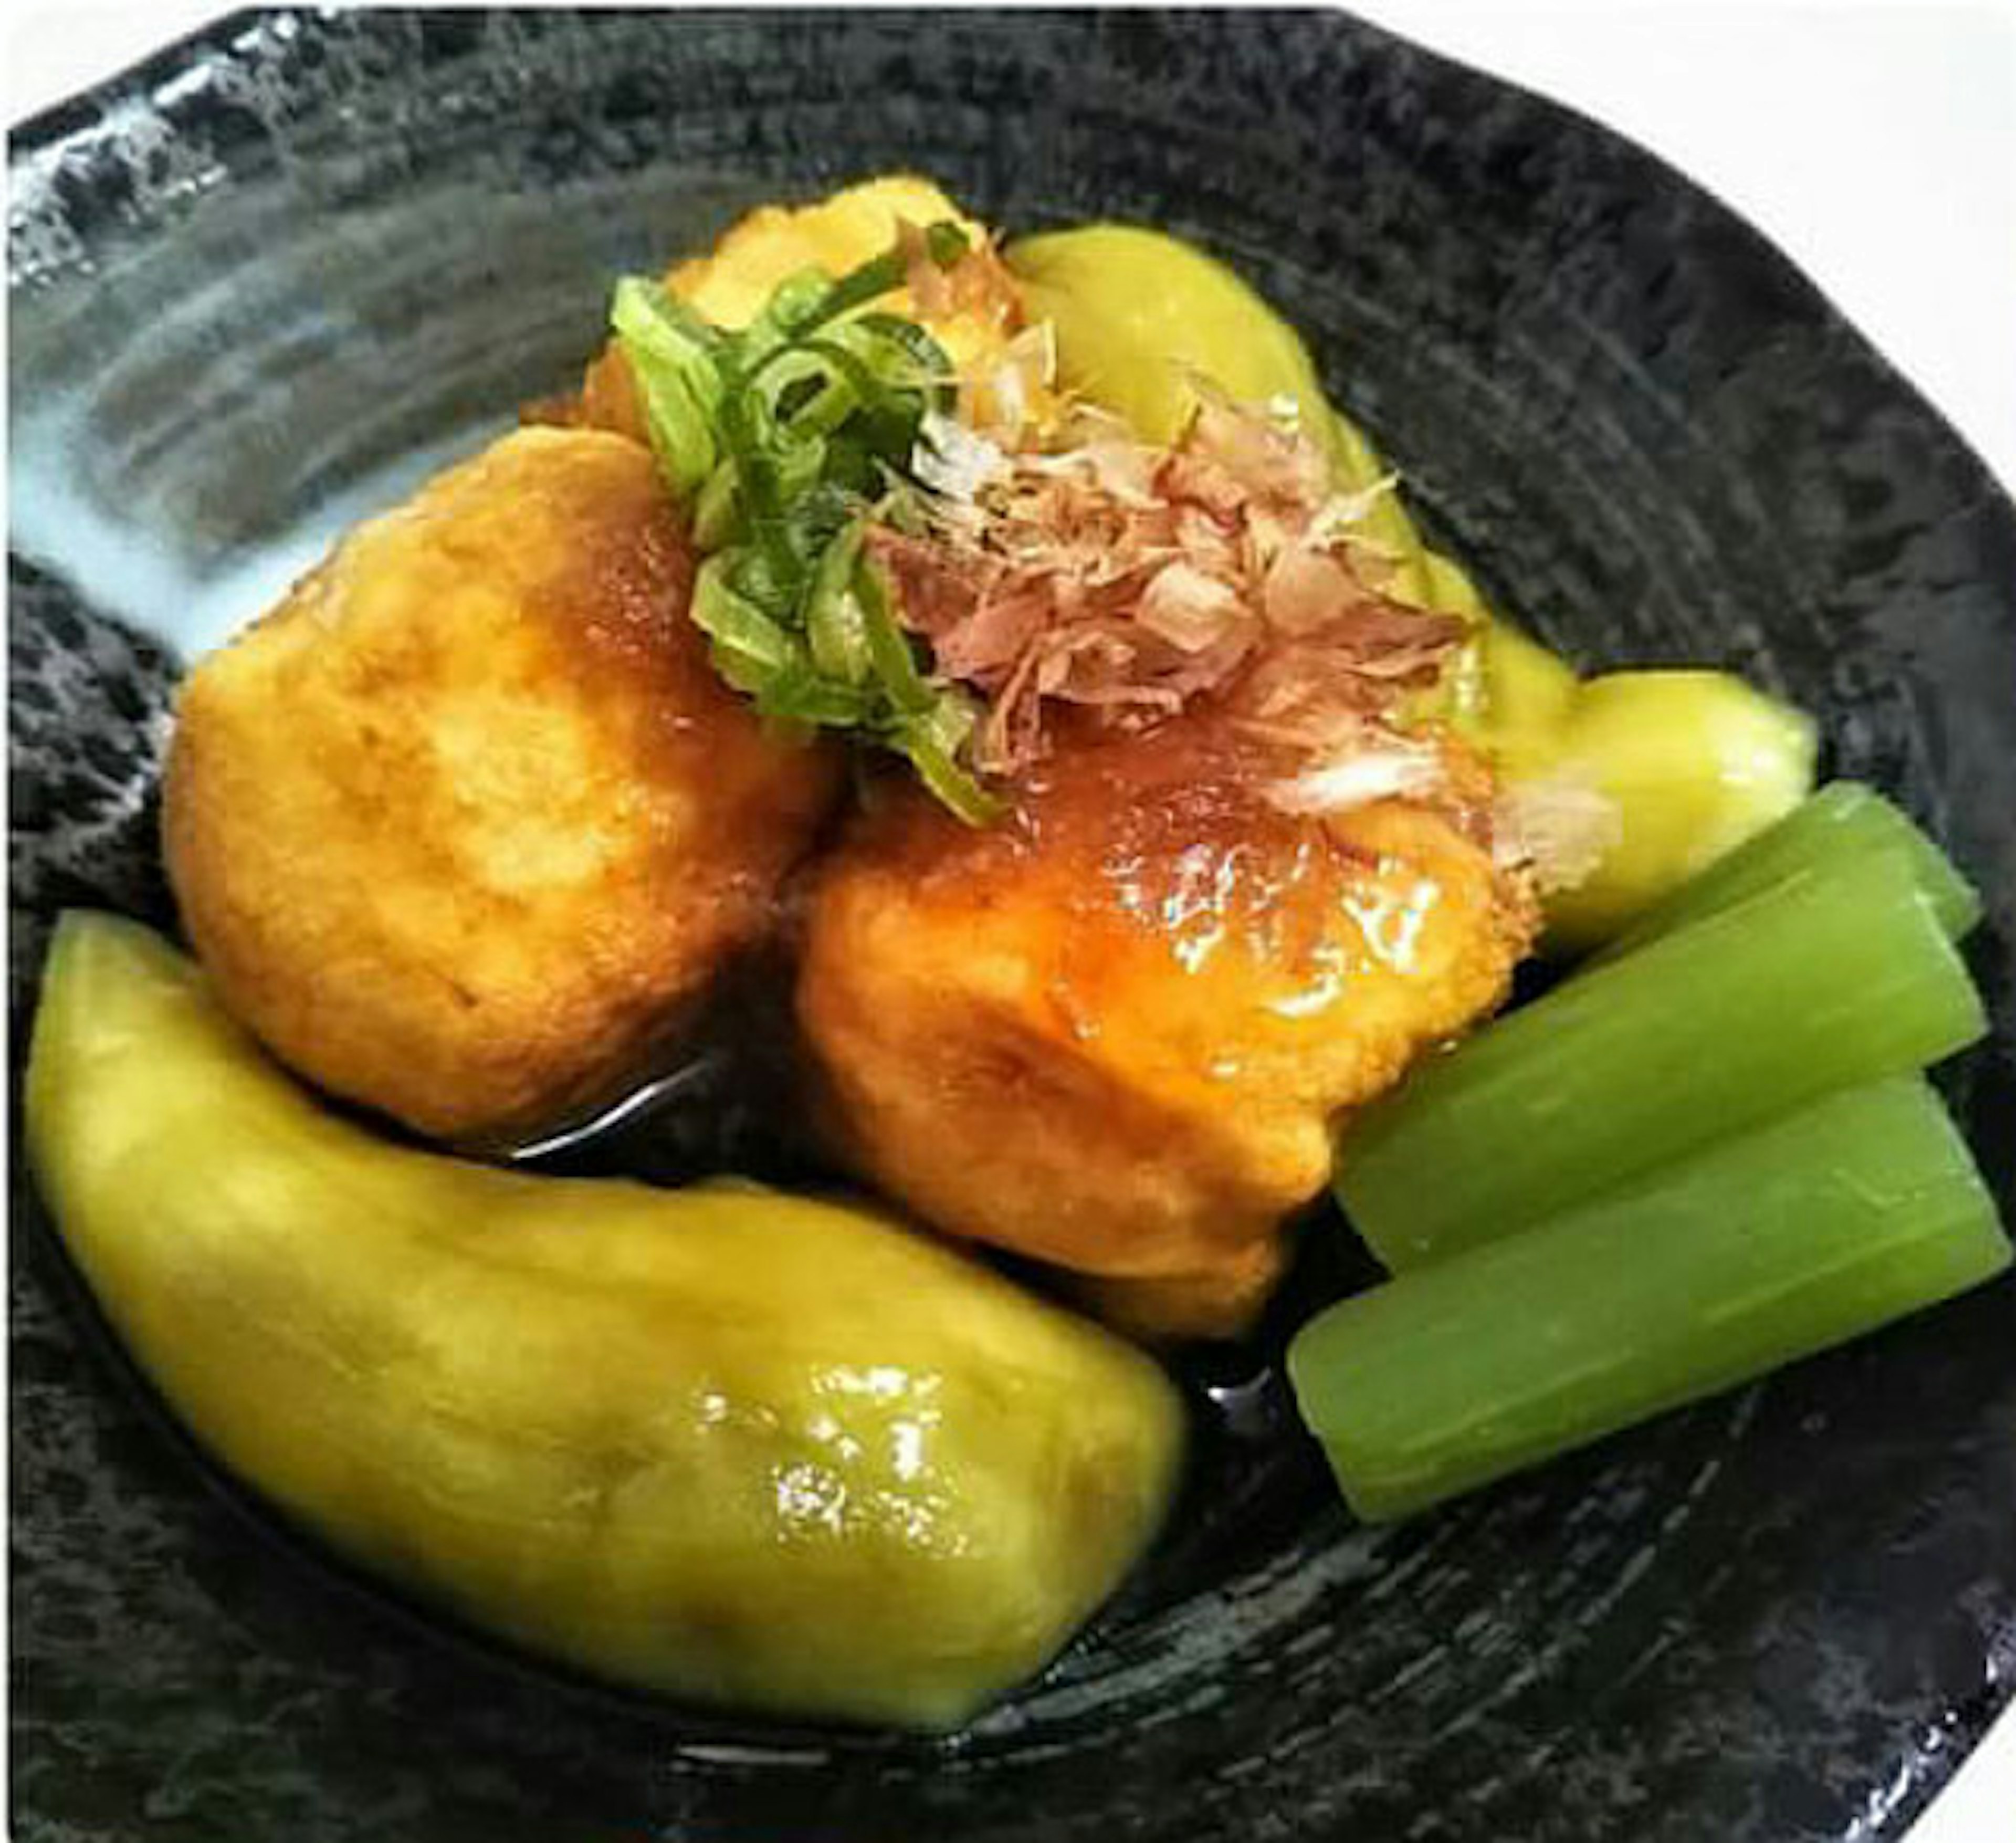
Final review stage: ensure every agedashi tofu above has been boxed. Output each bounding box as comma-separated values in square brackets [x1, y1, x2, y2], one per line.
[164, 427, 840, 1144]
[797, 714, 1536, 1339]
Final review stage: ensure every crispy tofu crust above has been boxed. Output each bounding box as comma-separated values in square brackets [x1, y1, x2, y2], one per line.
[797, 718, 1537, 1338]
[165, 427, 841, 1142]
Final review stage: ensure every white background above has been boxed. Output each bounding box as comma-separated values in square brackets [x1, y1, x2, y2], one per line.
[7, 3, 2015, 1839]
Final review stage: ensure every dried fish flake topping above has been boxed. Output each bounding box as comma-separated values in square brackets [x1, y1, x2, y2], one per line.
[876, 385, 1468, 801]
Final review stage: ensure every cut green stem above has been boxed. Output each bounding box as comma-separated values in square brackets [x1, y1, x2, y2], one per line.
[1294, 1077, 2009, 1522]
[1335, 844, 1988, 1271]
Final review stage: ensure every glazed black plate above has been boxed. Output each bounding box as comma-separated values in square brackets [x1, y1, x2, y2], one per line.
[10, 12, 2015, 1842]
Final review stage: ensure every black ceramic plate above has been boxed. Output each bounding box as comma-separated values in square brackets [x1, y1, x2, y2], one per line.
[10, 11, 2015, 1842]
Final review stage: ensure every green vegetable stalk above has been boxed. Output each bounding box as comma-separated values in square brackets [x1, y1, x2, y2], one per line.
[1292, 1077, 2009, 1522]
[1335, 843, 1988, 1271]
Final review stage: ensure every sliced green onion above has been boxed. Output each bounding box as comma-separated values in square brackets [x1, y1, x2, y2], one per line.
[719, 541, 797, 620]
[903, 721, 1004, 826]
[907, 686, 979, 760]
[754, 667, 870, 728]
[1292, 1077, 2009, 1522]
[1600, 780, 1984, 960]
[691, 460, 742, 552]
[609, 274, 724, 369]
[710, 399, 797, 588]
[805, 521, 872, 685]
[1335, 844, 1989, 1271]
[758, 344, 868, 440]
[845, 313, 959, 403]
[630, 367, 721, 500]
[790, 334, 892, 408]
[737, 267, 835, 368]
[611, 221, 999, 824]
[855, 557, 935, 716]
[770, 431, 829, 518]
[690, 556, 804, 692]
[609, 279, 725, 496]
[897, 689, 999, 822]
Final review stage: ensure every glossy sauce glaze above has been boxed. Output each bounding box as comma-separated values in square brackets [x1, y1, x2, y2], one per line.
[790, 707, 1536, 1338]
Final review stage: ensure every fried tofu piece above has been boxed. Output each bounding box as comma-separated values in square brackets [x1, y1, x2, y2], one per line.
[668, 174, 1014, 361]
[797, 719, 1537, 1338]
[165, 427, 840, 1143]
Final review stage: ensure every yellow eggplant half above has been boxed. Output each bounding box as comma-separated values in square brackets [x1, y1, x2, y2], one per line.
[1512, 670, 1819, 950]
[25, 912, 1184, 1731]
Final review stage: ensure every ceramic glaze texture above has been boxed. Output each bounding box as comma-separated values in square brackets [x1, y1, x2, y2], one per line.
[8, 11, 2015, 1843]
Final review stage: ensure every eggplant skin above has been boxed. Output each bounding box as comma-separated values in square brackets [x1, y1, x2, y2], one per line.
[26, 913, 1185, 1731]
[163, 426, 841, 1145]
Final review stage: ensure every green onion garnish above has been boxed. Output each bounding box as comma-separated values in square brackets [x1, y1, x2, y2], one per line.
[613, 224, 1001, 822]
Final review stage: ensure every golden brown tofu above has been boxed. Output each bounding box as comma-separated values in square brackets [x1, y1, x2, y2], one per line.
[165, 427, 840, 1143]
[797, 718, 1537, 1338]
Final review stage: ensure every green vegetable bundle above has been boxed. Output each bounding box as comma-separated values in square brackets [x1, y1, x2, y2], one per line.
[1295, 789, 2005, 1519]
